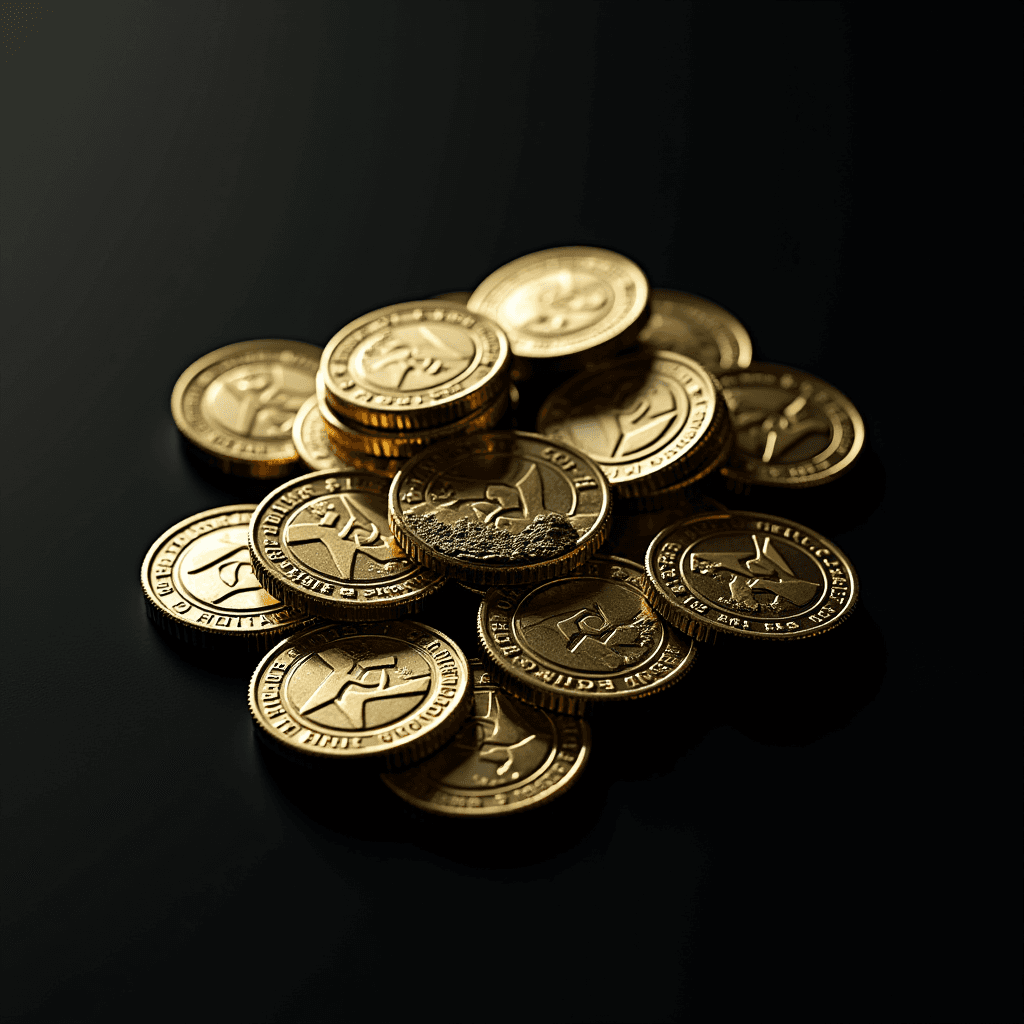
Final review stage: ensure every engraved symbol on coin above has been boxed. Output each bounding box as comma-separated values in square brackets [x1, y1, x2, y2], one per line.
[451, 688, 545, 784]
[502, 269, 613, 337]
[202, 362, 313, 439]
[180, 531, 270, 610]
[521, 601, 656, 671]
[729, 390, 831, 464]
[355, 323, 474, 390]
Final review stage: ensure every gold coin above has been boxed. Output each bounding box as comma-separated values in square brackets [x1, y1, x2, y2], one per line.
[381, 660, 590, 815]
[291, 395, 357, 473]
[638, 289, 753, 373]
[388, 431, 613, 586]
[249, 620, 472, 767]
[320, 301, 511, 430]
[248, 470, 446, 620]
[718, 363, 865, 489]
[140, 505, 314, 649]
[170, 339, 321, 478]
[477, 555, 697, 715]
[468, 246, 649, 362]
[432, 291, 472, 303]
[536, 348, 729, 498]
[643, 511, 858, 641]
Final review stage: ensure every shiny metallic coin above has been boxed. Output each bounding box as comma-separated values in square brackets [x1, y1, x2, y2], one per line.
[638, 289, 753, 373]
[292, 395, 357, 473]
[170, 339, 321, 478]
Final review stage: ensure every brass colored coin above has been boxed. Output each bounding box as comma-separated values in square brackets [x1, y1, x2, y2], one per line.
[468, 246, 649, 361]
[432, 291, 472, 303]
[389, 431, 613, 586]
[381, 660, 590, 816]
[536, 349, 728, 498]
[638, 289, 753, 373]
[478, 555, 697, 714]
[320, 301, 511, 430]
[643, 511, 858, 641]
[140, 505, 313, 649]
[249, 620, 472, 767]
[291, 395, 357, 472]
[170, 339, 321, 478]
[249, 471, 446, 621]
[719, 363, 865, 489]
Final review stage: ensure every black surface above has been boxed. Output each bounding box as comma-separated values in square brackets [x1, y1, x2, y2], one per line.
[2, 3, 1020, 1022]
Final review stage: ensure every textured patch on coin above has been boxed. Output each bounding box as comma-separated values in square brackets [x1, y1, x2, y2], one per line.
[719, 363, 865, 489]
[388, 431, 612, 586]
[170, 339, 321, 478]
[477, 555, 697, 714]
[249, 471, 446, 620]
[381, 659, 590, 816]
[320, 301, 511, 430]
[638, 289, 753, 373]
[249, 620, 471, 767]
[643, 511, 858, 641]
[292, 395, 356, 472]
[468, 246, 649, 361]
[140, 505, 313, 649]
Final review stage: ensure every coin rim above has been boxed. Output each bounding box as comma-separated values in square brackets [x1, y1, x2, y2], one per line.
[291, 394, 355, 473]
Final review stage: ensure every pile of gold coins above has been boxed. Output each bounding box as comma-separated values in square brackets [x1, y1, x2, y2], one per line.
[143, 246, 865, 816]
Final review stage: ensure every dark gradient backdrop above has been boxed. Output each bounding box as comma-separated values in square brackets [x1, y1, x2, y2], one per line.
[2, 3, 1020, 1022]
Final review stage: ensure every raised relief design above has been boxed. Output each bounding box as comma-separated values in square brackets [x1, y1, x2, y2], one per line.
[202, 362, 314, 439]
[180, 527, 278, 610]
[353, 323, 474, 391]
[727, 388, 831, 464]
[501, 270, 613, 337]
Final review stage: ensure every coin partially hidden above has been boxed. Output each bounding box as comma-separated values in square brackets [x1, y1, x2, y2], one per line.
[638, 289, 753, 373]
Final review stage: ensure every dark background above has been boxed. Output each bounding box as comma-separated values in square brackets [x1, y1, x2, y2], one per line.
[2, 3, 1020, 1021]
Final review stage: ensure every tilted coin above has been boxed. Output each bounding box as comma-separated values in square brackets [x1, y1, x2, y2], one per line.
[718, 363, 865, 489]
[291, 395, 357, 472]
[478, 555, 697, 714]
[468, 246, 649, 363]
[140, 505, 313, 649]
[388, 431, 613, 586]
[432, 291, 472, 304]
[170, 339, 321, 478]
[381, 660, 590, 816]
[249, 471, 446, 620]
[537, 348, 730, 498]
[249, 620, 472, 767]
[320, 301, 511, 430]
[638, 289, 753, 373]
[643, 511, 858, 641]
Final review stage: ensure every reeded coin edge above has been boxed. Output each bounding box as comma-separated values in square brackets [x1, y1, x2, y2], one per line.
[292, 394, 355, 473]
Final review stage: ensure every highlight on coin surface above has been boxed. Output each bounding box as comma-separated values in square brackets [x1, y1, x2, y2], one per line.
[140, 505, 313, 649]
[292, 394, 356, 473]
[381, 659, 590, 816]
[248, 620, 472, 767]
[170, 339, 321, 478]
[638, 289, 753, 373]
[718, 363, 864, 489]
[643, 511, 858, 641]
[388, 431, 613, 586]
[248, 470, 446, 621]
[477, 555, 698, 714]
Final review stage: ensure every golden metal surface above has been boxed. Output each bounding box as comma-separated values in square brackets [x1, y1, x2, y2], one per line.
[320, 301, 511, 430]
[477, 555, 697, 714]
[388, 431, 612, 586]
[381, 660, 590, 815]
[170, 339, 321, 478]
[291, 394, 356, 472]
[643, 511, 858, 641]
[140, 505, 313, 649]
[718, 363, 865, 489]
[468, 246, 649, 361]
[638, 289, 753, 373]
[248, 620, 471, 767]
[248, 471, 446, 620]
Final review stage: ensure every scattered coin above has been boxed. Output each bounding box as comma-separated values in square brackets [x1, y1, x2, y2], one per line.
[249, 620, 472, 767]
[643, 511, 858, 641]
[141, 505, 313, 649]
[381, 659, 590, 815]
[248, 470, 446, 620]
[638, 289, 753, 373]
[170, 339, 321, 478]
[292, 394, 356, 472]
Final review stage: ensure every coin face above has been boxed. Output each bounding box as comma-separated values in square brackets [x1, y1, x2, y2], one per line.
[381, 660, 590, 816]
[170, 340, 321, 478]
[320, 301, 511, 430]
[388, 431, 613, 586]
[719, 363, 865, 488]
[536, 349, 724, 497]
[291, 395, 356, 472]
[478, 555, 697, 713]
[644, 512, 858, 641]
[468, 246, 649, 360]
[140, 505, 312, 648]
[249, 471, 446, 620]
[249, 620, 471, 767]
[638, 289, 752, 373]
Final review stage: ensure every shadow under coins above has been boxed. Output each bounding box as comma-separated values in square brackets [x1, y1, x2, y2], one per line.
[179, 439, 303, 502]
[148, 613, 267, 682]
